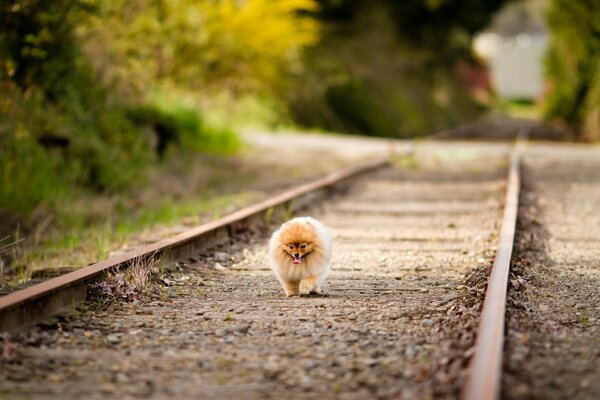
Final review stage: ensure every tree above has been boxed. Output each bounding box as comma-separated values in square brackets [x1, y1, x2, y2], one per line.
[544, 0, 600, 141]
[287, 0, 512, 137]
[0, 0, 90, 98]
[79, 0, 320, 96]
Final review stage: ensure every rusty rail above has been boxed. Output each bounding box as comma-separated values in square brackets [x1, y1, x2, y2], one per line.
[462, 130, 528, 400]
[0, 158, 391, 333]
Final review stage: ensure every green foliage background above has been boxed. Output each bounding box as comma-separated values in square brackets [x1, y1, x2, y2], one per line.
[544, 0, 600, 141]
[0, 0, 513, 247]
[287, 0, 507, 137]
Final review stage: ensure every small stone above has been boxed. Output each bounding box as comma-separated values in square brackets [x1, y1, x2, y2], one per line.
[512, 383, 530, 396]
[421, 319, 434, 326]
[7, 372, 29, 382]
[299, 374, 312, 388]
[263, 362, 283, 379]
[223, 335, 235, 344]
[405, 346, 417, 357]
[101, 384, 117, 394]
[232, 324, 250, 334]
[360, 358, 379, 367]
[214, 252, 229, 262]
[345, 334, 359, 343]
[580, 379, 590, 388]
[47, 373, 62, 382]
[37, 318, 60, 331]
[114, 373, 130, 384]
[440, 293, 459, 303]
[107, 334, 121, 344]
[214, 329, 227, 337]
[214, 263, 227, 271]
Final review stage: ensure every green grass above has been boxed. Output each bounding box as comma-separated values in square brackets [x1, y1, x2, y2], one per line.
[392, 153, 420, 170]
[198, 92, 290, 132]
[0, 134, 68, 215]
[23, 190, 256, 272]
[495, 98, 542, 120]
[155, 103, 240, 155]
[0, 82, 249, 280]
[145, 92, 242, 155]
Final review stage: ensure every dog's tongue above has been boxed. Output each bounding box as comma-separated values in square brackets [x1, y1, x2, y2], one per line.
[293, 257, 302, 264]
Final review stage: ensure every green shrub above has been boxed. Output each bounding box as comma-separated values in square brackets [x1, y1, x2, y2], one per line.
[0, 79, 152, 218]
[0, 132, 66, 215]
[544, 0, 600, 140]
[127, 102, 240, 156]
[323, 79, 440, 137]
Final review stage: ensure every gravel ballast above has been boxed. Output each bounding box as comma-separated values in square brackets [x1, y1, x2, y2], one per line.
[503, 144, 600, 399]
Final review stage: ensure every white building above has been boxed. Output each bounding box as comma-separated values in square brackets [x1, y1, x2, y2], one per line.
[475, 32, 547, 100]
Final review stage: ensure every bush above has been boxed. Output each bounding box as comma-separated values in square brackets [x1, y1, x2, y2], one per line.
[127, 102, 240, 157]
[0, 130, 65, 216]
[544, 0, 600, 140]
[0, 79, 152, 218]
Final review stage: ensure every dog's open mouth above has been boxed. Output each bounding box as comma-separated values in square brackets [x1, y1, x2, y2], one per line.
[293, 256, 303, 264]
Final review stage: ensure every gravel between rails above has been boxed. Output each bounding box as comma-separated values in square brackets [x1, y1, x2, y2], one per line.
[0, 143, 510, 399]
[503, 144, 600, 400]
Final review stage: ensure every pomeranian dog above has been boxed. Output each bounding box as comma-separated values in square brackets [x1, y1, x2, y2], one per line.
[268, 216, 332, 297]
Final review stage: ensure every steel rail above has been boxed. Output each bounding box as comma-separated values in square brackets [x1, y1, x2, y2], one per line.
[462, 130, 528, 400]
[0, 158, 392, 333]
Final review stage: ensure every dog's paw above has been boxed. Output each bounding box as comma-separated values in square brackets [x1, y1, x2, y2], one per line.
[282, 281, 300, 297]
[299, 283, 315, 296]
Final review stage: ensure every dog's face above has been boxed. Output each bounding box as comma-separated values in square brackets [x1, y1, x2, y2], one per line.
[278, 222, 318, 265]
[284, 241, 314, 264]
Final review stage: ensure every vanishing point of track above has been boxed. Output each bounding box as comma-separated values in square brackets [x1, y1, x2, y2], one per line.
[0, 138, 520, 399]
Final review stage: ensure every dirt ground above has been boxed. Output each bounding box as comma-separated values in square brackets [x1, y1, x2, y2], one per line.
[503, 143, 600, 399]
[0, 142, 509, 399]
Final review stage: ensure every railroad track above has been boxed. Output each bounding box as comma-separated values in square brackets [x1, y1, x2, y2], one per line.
[0, 158, 389, 332]
[1, 137, 527, 399]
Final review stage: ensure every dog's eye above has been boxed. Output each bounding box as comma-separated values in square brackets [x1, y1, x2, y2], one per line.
[300, 243, 307, 249]
[288, 244, 294, 249]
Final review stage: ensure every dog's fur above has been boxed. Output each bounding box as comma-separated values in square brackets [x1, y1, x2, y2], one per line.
[268, 216, 332, 296]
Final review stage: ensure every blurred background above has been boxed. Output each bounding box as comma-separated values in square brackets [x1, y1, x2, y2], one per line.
[1, 0, 599, 276]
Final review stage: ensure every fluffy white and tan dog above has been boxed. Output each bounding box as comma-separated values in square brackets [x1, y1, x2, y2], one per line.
[268, 216, 332, 297]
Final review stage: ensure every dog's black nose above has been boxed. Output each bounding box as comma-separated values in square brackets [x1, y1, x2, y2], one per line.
[293, 253, 300, 258]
